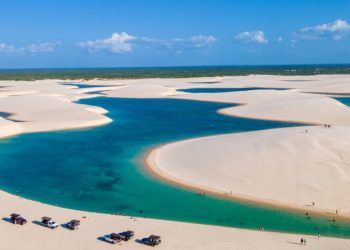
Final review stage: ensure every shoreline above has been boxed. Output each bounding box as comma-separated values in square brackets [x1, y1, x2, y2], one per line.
[1, 190, 349, 250]
[0, 116, 113, 140]
[144, 140, 349, 223]
[0, 188, 345, 239]
[217, 105, 320, 126]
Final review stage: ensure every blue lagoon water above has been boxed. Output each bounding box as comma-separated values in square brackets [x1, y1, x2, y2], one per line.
[0, 97, 349, 237]
[336, 97, 350, 106]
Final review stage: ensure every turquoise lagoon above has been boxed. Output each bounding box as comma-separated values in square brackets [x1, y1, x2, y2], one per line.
[337, 97, 350, 106]
[0, 97, 349, 237]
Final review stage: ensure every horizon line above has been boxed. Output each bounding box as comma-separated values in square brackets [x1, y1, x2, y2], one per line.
[1, 63, 350, 71]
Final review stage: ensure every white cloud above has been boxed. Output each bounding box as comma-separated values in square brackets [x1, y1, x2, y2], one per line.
[26, 42, 60, 53]
[294, 19, 350, 40]
[290, 39, 297, 48]
[235, 31, 268, 44]
[139, 37, 158, 43]
[0, 43, 17, 53]
[162, 35, 217, 52]
[79, 33, 217, 54]
[0, 41, 59, 54]
[189, 35, 217, 47]
[79, 32, 136, 54]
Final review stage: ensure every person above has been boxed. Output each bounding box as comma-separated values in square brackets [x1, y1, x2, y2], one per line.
[304, 239, 307, 245]
[300, 238, 304, 245]
[318, 233, 320, 239]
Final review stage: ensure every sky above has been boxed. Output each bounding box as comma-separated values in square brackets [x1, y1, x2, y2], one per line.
[0, 0, 350, 68]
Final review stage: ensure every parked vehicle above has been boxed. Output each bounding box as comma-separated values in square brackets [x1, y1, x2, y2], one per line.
[142, 235, 161, 246]
[67, 219, 80, 230]
[40, 217, 58, 229]
[118, 230, 134, 241]
[103, 233, 122, 244]
[10, 214, 27, 225]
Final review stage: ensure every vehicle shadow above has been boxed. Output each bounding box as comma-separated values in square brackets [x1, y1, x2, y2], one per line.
[2, 217, 12, 223]
[135, 238, 144, 244]
[97, 236, 108, 243]
[286, 241, 301, 245]
[60, 223, 72, 230]
[32, 220, 44, 227]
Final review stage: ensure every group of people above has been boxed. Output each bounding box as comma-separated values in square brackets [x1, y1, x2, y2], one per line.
[323, 124, 332, 128]
[300, 238, 307, 245]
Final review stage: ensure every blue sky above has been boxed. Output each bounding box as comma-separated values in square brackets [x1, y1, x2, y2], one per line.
[0, 0, 350, 68]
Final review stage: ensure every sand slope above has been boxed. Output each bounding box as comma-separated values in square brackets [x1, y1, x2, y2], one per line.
[149, 126, 350, 215]
[0, 80, 112, 138]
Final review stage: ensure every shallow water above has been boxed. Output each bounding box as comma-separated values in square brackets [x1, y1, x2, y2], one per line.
[62, 83, 116, 88]
[0, 97, 349, 237]
[337, 97, 350, 106]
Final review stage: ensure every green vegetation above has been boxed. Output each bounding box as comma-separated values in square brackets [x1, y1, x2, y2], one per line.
[1, 65, 350, 80]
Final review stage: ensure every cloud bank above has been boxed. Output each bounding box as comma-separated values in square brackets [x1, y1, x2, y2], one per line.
[235, 31, 268, 44]
[79, 33, 217, 54]
[79, 32, 136, 54]
[0, 43, 16, 53]
[26, 42, 60, 53]
[294, 19, 350, 40]
[3, 19, 350, 58]
[0, 41, 60, 54]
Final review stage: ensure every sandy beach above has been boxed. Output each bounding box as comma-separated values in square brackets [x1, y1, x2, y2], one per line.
[2, 190, 350, 250]
[147, 126, 350, 217]
[1, 75, 350, 249]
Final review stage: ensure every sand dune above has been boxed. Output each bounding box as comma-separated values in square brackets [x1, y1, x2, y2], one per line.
[173, 89, 350, 125]
[148, 126, 350, 216]
[1, 75, 350, 249]
[0, 80, 112, 139]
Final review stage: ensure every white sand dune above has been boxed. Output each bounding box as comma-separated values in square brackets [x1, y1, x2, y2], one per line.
[0, 117, 22, 138]
[186, 74, 350, 94]
[0, 80, 112, 138]
[148, 126, 350, 216]
[0, 94, 111, 133]
[1, 75, 350, 249]
[172, 89, 350, 125]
